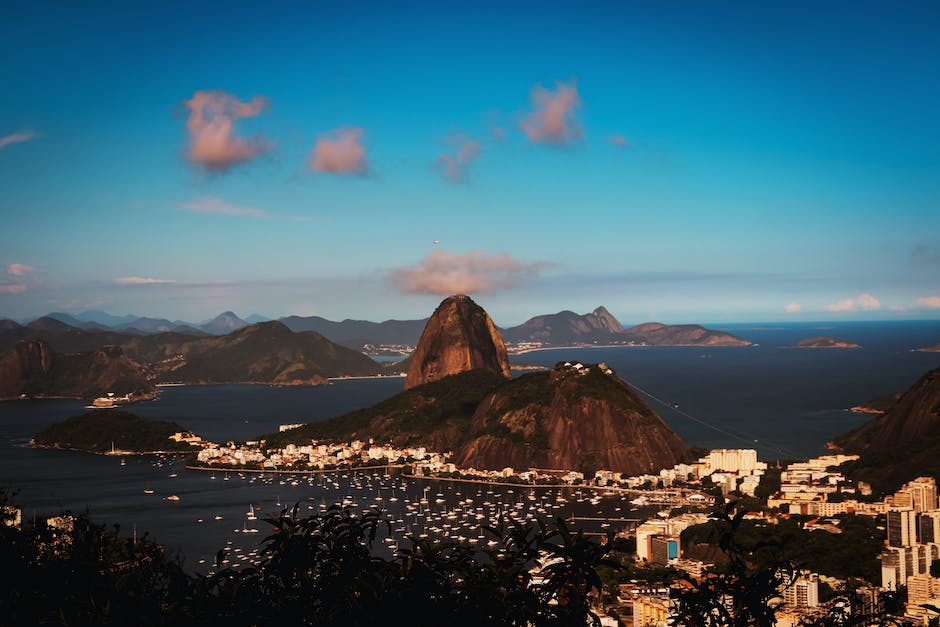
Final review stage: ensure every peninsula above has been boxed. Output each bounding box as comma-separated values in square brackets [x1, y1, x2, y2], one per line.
[795, 336, 860, 349]
[33, 410, 203, 455]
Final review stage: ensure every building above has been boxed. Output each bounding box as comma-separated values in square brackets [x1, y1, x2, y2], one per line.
[649, 535, 679, 566]
[887, 508, 917, 548]
[633, 596, 670, 627]
[783, 573, 819, 608]
[881, 543, 940, 589]
[919, 510, 940, 544]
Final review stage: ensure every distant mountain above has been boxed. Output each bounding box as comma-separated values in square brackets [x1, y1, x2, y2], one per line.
[0, 339, 154, 400]
[501, 308, 750, 348]
[0, 319, 22, 332]
[405, 295, 511, 390]
[47, 312, 112, 332]
[245, 313, 271, 324]
[117, 316, 182, 334]
[75, 310, 139, 327]
[199, 311, 248, 335]
[0, 320, 382, 389]
[279, 315, 427, 350]
[835, 365, 940, 493]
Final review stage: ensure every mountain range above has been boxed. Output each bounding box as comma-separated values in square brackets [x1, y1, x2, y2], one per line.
[4, 306, 750, 351]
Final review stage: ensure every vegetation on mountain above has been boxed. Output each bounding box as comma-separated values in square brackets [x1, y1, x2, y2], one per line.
[835, 365, 940, 493]
[0, 339, 154, 400]
[34, 410, 196, 453]
[264, 369, 506, 449]
[795, 337, 860, 349]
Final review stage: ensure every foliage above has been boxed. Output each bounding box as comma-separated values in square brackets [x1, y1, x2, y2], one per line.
[34, 410, 196, 453]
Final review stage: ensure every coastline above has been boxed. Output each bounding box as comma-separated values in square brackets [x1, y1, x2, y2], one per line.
[185, 463, 408, 475]
[30, 442, 192, 456]
[510, 342, 752, 355]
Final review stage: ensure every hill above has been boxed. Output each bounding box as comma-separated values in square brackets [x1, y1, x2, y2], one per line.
[0, 339, 154, 400]
[918, 341, 940, 353]
[33, 410, 196, 453]
[502, 310, 750, 348]
[835, 365, 940, 493]
[279, 315, 427, 351]
[453, 362, 691, 475]
[795, 336, 860, 349]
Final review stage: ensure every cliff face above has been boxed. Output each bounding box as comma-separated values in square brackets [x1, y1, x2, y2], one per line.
[0, 339, 55, 398]
[453, 363, 690, 475]
[0, 340, 154, 400]
[405, 295, 511, 390]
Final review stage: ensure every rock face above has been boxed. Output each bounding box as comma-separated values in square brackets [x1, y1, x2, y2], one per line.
[453, 362, 690, 476]
[405, 295, 511, 390]
[0, 339, 55, 398]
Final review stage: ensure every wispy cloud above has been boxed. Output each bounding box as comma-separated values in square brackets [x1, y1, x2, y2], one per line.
[434, 135, 481, 183]
[0, 131, 35, 150]
[0, 284, 27, 294]
[182, 90, 271, 171]
[177, 197, 266, 218]
[784, 303, 801, 313]
[826, 292, 881, 312]
[308, 127, 368, 175]
[520, 80, 582, 145]
[916, 296, 940, 309]
[113, 277, 177, 285]
[607, 134, 629, 147]
[390, 249, 547, 295]
[7, 263, 38, 277]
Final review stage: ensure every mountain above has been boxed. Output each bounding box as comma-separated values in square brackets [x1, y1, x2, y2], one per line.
[0, 339, 154, 400]
[117, 316, 182, 334]
[405, 295, 511, 390]
[621, 322, 751, 347]
[453, 362, 690, 475]
[501, 307, 624, 345]
[501, 309, 750, 348]
[133, 321, 381, 384]
[918, 342, 940, 353]
[199, 311, 248, 335]
[75, 310, 139, 327]
[268, 298, 689, 476]
[27, 316, 78, 335]
[0, 319, 22, 332]
[245, 314, 271, 324]
[279, 315, 427, 350]
[835, 365, 940, 493]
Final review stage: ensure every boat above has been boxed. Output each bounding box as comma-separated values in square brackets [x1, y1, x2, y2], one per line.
[166, 495, 180, 501]
[246, 505, 256, 520]
[144, 488, 155, 494]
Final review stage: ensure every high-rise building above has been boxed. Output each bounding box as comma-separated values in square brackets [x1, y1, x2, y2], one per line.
[783, 573, 819, 608]
[908, 477, 939, 513]
[887, 508, 917, 548]
[918, 510, 940, 544]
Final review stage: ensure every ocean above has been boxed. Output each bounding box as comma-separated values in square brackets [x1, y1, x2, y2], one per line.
[1, 320, 938, 568]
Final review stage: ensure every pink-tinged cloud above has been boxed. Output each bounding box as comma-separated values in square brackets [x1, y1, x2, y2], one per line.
[0, 131, 35, 150]
[826, 292, 881, 312]
[607, 135, 629, 147]
[390, 249, 547, 295]
[0, 283, 26, 294]
[435, 135, 481, 183]
[182, 90, 271, 171]
[308, 127, 368, 175]
[113, 277, 177, 285]
[177, 197, 266, 218]
[7, 263, 38, 277]
[784, 303, 801, 313]
[520, 80, 582, 145]
[916, 296, 940, 309]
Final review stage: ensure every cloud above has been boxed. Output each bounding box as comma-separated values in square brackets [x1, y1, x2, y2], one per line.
[784, 303, 801, 313]
[607, 135, 629, 147]
[182, 89, 271, 171]
[308, 127, 368, 175]
[390, 249, 547, 295]
[916, 296, 940, 309]
[0, 284, 26, 294]
[520, 80, 582, 145]
[177, 197, 266, 218]
[826, 292, 881, 312]
[889, 304, 909, 312]
[434, 135, 481, 183]
[7, 263, 38, 277]
[113, 277, 177, 285]
[0, 131, 35, 150]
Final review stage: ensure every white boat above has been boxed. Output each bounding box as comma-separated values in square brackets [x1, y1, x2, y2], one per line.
[246, 505, 257, 520]
[166, 495, 180, 501]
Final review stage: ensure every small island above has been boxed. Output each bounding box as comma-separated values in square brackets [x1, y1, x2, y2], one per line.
[850, 393, 901, 415]
[33, 410, 203, 455]
[795, 336, 860, 349]
[917, 341, 940, 353]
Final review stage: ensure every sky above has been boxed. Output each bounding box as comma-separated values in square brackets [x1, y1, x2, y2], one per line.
[1, 1, 939, 326]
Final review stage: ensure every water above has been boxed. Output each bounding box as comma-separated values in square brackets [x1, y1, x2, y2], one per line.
[1, 320, 938, 568]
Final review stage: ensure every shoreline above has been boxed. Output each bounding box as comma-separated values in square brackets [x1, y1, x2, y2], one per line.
[184, 463, 408, 475]
[509, 342, 752, 355]
[30, 442, 192, 456]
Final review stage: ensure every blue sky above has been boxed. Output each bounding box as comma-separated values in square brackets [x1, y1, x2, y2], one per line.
[1, 1, 938, 325]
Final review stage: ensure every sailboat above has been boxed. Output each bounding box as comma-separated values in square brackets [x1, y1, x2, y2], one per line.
[246, 504, 257, 520]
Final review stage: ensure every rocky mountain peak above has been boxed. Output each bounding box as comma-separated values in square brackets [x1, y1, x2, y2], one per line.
[405, 295, 511, 390]
[589, 306, 624, 333]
